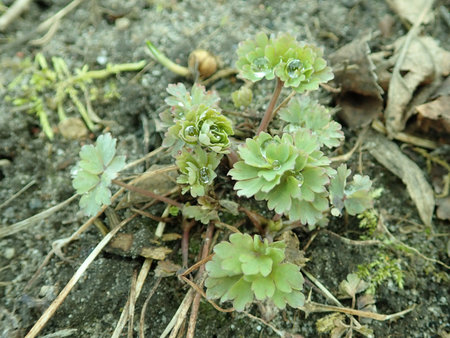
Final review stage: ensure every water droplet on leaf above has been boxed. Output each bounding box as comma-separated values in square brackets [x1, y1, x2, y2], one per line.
[199, 167, 210, 184]
[251, 57, 269, 77]
[295, 172, 304, 187]
[185, 125, 198, 137]
[286, 59, 303, 79]
[272, 160, 281, 170]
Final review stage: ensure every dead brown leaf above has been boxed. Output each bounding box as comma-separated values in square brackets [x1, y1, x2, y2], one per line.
[58, 117, 88, 140]
[329, 36, 384, 128]
[140, 246, 172, 260]
[116, 164, 177, 209]
[436, 197, 450, 221]
[385, 36, 450, 134]
[415, 95, 450, 134]
[366, 130, 435, 228]
[154, 260, 181, 277]
[386, 0, 434, 26]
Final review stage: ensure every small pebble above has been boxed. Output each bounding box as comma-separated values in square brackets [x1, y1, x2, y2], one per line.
[4, 247, 15, 259]
[115, 17, 130, 30]
[96, 55, 107, 65]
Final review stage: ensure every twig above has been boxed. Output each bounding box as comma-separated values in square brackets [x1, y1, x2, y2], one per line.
[271, 90, 296, 120]
[25, 213, 135, 338]
[160, 289, 195, 338]
[182, 219, 196, 268]
[0, 194, 78, 239]
[128, 270, 138, 338]
[187, 224, 215, 338]
[0, 0, 32, 31]
[330, 127, 367, 163]
[372, 119, 437, 149]
[139, 277, 162, 338]
[243, 311, 287, 337]
[0, 179, 36, 209]
[323, 230, 382, 246]
[378, 212, 450, 270]
[36, 0, 85, 34]
[301, 300, 415, 321]
[112, 258, 153, 338]
[112, 179, 183, 209]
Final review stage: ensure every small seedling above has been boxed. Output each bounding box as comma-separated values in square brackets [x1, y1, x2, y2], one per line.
[70, 32, 377, 319]
[71, 133, 125, 216]
[205, 233, 305, 311]
[7, 53, 145, 139]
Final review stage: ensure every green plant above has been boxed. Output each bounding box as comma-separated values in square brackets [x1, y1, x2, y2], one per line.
[357, 252, 405, 294]
[329, 164, 373, 217]
[236, 32, 333, 92]
[69, 32, 377, 320]
[229, 130, 332, 225]
[7, 53, 145, 139]
[71, 133, 125, 216]
[205, 233, 305, 311]
[176, 146, 221, 197]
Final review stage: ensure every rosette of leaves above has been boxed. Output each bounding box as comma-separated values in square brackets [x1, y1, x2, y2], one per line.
[236, 32, 276, 82]
[273, 41, 334, 93]
[163, 83, 220, 121]
[236, 32, 333, 93]
[165, 104, 234, 154]
[72, 133, 126, 216]
[205, 233, 305, 311]
[279, 97, 344, 148]
[329, 164, 373, 217]
[176, 146, 221, 197]
[229, 131, 332, 225]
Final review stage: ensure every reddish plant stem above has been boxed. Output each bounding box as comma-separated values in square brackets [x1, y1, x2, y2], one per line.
[112, 179, 183, 209]
[256, 77, 284, 134]
[181, 219, 196, 268]
[187, 223, 215, 338]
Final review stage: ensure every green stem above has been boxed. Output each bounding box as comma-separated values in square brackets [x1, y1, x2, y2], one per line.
[257, 77, 284, 135]
[68, 89, 95, 131]
[146, 41, 190, 77]
[69, 61, 146, 84]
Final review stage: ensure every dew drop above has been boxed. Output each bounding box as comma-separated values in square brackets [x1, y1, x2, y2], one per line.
[272, 160, 281, 170]
[199, 167, 210, 184]
[185, 125, 197, 137]
[295, 172, 304, 187]
[286, 59, 303, 79]
[251, 57, 269, 77]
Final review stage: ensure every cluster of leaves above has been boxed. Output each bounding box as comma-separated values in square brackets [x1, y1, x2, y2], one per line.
[230, 32, 373, 227]
[205, 233, 305, 311]
[229, 130, 333, 225]
[229, 104, 372, 226]
[236, 32, 334, 92]
[72, 133, 126, 216]
[162, 83, 234, 200]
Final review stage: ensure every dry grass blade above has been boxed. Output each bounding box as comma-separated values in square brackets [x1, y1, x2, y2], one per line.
[0, 0, 32, 31]
[0, 179, 36, 209]
[128, 270, 138, 338]
[139, 277, 162, 338]
[25, 214, 135, 338]
[112, 259, 153, 338]
[0, 194, 78, 239]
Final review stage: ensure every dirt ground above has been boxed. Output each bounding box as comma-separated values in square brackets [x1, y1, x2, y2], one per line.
[0, 0, 449, 337]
